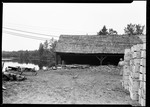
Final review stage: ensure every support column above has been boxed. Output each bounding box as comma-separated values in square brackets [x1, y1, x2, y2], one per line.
[55, 53, 58, 66]
[56, 54, 61, 65]
[96, 55, 107, 65]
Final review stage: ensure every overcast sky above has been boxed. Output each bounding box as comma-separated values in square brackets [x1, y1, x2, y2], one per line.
[2, 1, 146, 51]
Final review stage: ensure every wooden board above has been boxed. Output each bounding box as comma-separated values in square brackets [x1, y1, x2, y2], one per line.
[140, 58, 146, 67]
[140, 66, 146, 74]
[134, 59, 141, 65]
[130, 92, 139, 101]
[132, 64, 140, 73]
[141, 50, 146, 58]
[131, 72, 139, 79]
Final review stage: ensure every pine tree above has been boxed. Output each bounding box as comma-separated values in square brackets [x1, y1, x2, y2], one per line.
[97, 25, 108, 35]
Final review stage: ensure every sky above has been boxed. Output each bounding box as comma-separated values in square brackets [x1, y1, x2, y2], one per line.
[2, 1, 146, 51]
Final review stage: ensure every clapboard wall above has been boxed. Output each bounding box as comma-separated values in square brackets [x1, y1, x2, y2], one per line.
[121, 43, 146, 106]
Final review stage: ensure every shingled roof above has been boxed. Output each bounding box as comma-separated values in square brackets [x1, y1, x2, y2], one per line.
[55, 35, 143, 54]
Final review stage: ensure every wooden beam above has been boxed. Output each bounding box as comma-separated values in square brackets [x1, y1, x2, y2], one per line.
[96, 56, 107, 65]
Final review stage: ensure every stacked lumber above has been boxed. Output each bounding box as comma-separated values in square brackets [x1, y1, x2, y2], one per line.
[122, 43, 146, 106]
[129, 44, 141, 101]
[138, 44, 146, 106]
[121, 49, 131, 91]
[63, 64, 90, 69]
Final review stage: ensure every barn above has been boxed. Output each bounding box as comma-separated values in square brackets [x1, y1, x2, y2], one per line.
[55, 35, 143, 66]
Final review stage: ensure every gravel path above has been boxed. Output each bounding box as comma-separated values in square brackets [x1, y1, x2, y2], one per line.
[3, 67, 140, 105]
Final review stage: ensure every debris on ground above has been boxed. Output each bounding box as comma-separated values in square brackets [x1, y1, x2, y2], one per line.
[60, 64, 90, 69]
[3, 65, 139, 105]
[2, 71, 27, 81]
[5, 66, 37, 75]
[89, 65, 121, 75]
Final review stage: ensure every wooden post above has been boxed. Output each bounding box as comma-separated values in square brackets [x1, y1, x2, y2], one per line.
[96, 56, 107, 65]
[2, 62, 4, 70]
[59, 55, 62, 65]
[62, 60, 65, 65]
[55, 53, 58, 66]
[56, 54, 61, 65]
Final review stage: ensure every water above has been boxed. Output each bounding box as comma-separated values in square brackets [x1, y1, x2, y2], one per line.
[2, 58, 51, 71]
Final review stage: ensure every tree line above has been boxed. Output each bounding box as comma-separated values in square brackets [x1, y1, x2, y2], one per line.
[97, 23, 145, 36]
[2, 38, 58, 68]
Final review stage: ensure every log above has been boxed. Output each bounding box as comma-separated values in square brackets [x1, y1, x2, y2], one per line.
[8, 66, 20, 71]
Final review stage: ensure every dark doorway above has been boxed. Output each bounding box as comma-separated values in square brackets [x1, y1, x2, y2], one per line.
[57, 53, 124, 66]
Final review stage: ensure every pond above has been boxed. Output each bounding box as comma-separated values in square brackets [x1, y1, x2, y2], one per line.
[2, 58, 53, 71]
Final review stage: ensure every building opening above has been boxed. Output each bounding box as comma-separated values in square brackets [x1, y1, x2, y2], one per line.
[56, 53, 124, 66]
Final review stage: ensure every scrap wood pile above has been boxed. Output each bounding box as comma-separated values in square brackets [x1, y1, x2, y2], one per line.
[122, 43, 146, 106]
[2, 63, 25, 81]
[57, 64, 90, 69]
[2, 71, 27, 81]
[6, 66, 37, 75]
[90, 65, 121, 75]
[2, 66, 37, 81]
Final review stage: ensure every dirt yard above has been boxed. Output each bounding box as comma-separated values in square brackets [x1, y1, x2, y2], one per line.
[3, 65, 140, 105]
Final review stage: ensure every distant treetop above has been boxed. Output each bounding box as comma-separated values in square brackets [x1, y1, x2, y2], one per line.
[124, 23, 145, 36]
[97, 25, 118, 36]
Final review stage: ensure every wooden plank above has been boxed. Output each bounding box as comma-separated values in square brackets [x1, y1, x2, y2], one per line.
[136, 44, 143, 51]
[132, 64, 140, 73]
[141, 50, 146, 58]
[140, 81, 144, 89]
[139, 73, 143, 81]
[123, 80, 129, 85]
[143, 82, 146, 92]
[141, 88, 146, 99]
[143, 73, 146, 82]
[142, 43, 146, 50]
[141, 98, 146, 106]
[136, 51, 141, 59]
[134, 59, 141, 65]
[140, 58, 146, 67]
[138, 95, 141, 104]
[124, 48, 131, 55]
[138, 88, 141, 97]
[130, 59, 134, 66]
[131, 72, 139, 79]
[131, 83, 140, 91]
[131, 45, 136, 52]
[130, 92, 139, 101]
[140, 66, 146, 74]
[132, 52, 137, 58]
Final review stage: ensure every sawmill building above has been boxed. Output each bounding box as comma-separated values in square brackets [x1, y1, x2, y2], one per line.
[55, 35, 143, 65]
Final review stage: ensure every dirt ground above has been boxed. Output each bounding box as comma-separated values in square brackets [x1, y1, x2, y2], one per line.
[2, 65, 140, 105]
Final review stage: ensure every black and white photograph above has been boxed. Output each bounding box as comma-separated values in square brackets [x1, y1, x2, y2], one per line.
[2, 1, 146, 105]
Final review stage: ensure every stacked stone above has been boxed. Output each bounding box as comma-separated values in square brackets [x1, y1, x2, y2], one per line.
[138, 43, 146, 106]
[122, 48, 131, 91]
